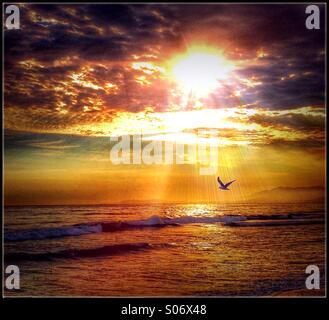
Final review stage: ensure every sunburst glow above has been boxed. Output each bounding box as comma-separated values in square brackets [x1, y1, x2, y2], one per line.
[170, 46, 235, 97]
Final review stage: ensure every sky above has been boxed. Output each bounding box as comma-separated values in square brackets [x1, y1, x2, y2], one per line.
[4, 4, 326, 205]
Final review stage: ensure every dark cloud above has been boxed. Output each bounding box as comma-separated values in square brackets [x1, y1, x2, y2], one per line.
[4, 3, 326, 133]
[250, 112, 325, 131]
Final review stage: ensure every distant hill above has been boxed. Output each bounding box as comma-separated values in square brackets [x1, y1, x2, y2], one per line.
[249, 186, 325, 203]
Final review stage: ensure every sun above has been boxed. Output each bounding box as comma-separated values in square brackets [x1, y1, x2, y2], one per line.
[169, 45, 234, 97]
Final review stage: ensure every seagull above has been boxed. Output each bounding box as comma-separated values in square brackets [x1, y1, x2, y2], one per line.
[217, 177, 236, 190]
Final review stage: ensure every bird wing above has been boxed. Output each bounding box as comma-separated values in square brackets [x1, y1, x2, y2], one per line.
[224, 180, 236, 188]
[217, 177, 225, 188]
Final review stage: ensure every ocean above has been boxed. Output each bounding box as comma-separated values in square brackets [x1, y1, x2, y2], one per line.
[4, 203, 326, 296]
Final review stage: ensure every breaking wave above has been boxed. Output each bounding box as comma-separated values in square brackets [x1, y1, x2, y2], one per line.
[5, 212, 324, 242]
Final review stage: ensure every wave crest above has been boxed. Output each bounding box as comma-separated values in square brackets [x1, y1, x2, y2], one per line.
[5, 212, 324, 242]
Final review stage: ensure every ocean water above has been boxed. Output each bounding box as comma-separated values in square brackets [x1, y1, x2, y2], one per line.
[4, 203, 326, 296]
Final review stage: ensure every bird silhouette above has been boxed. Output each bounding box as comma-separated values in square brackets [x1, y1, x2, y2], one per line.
[217, 177, 236, 190]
